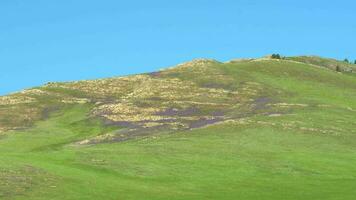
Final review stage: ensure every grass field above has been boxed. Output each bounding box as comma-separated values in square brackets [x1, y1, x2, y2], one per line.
[0, 57, 356, 199]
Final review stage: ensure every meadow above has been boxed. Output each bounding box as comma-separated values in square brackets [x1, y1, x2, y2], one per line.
[0, 56, 355, 199]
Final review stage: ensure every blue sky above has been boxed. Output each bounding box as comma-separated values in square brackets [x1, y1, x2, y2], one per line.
[1, 0, 355, 95]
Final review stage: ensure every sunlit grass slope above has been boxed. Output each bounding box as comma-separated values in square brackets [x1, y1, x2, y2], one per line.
[0, 56, 355, 199]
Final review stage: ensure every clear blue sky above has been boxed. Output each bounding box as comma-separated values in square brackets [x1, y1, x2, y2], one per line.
[1, 0, 355, 95]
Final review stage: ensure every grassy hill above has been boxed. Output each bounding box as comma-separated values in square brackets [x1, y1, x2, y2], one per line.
[284, 56, 356, 72]
[0, 56, 356, 199]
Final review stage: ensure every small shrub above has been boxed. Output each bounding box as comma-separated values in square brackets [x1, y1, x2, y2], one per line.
[336, 65, 341, 72]
[271, 54, 281, 59]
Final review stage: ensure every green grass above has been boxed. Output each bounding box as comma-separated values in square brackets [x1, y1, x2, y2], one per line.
[1, 57, 356, 199]
[1, 106, 356, 199]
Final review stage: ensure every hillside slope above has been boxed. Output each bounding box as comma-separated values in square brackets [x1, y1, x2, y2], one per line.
[285, 56, 356, 72]
[0, 56, 356, 199]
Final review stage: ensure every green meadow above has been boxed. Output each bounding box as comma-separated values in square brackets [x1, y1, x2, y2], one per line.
[0, 57, 356, 199]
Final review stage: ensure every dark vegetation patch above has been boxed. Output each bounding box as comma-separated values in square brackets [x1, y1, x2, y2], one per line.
[0, 134, 7, 140]
[145, 96, 165, 102]
[113, 125, 171, 142]
[188, 118, 224, 129]
[146, 71, 162, 78]
[41, 105, 62, 120]
[132, 100, 158, 108]
[103, 120, 142, 129]
[253, 97, 271, 111]
[0, 106, 41, 131]
[156, 107, 201, 116]
[89, 124, 172, 144]
[97, 97, 120, 104]
[0, 166, 58, 199]
[41, 87, 91, 99]
[200, 82, 232, 90]
[211, 110, 225, 117]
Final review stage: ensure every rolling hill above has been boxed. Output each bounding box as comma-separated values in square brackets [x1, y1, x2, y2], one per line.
[0, 56, 356, 200]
